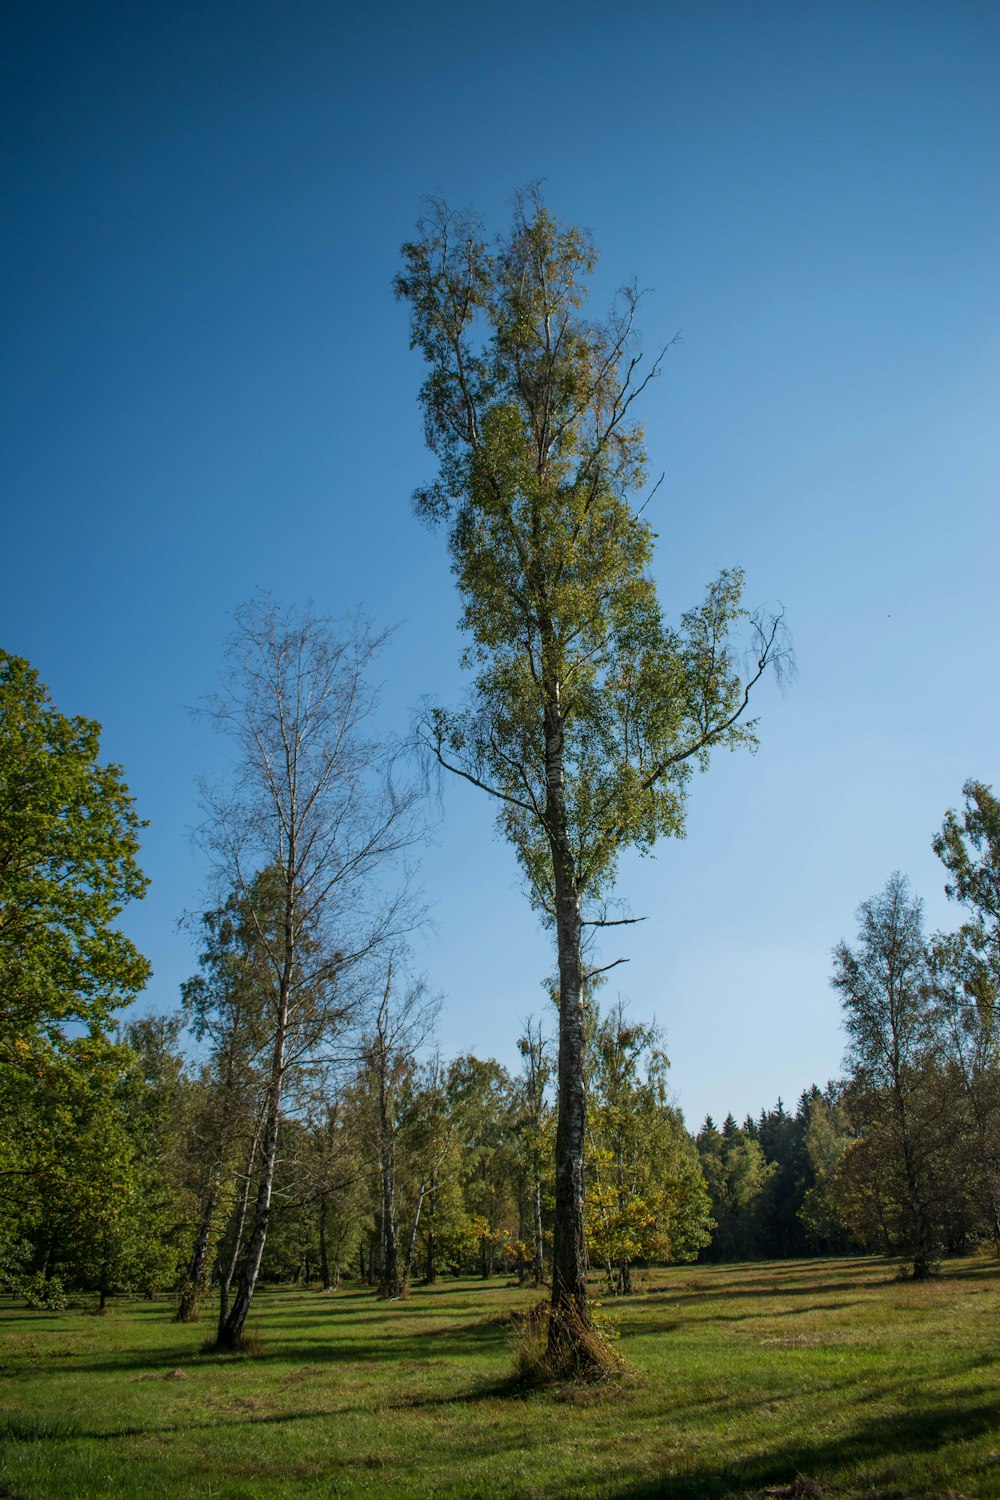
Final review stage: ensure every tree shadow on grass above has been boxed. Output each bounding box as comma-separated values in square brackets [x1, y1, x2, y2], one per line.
[26, 1315, 513, 1379]
[605, 1389, 1000, 1500]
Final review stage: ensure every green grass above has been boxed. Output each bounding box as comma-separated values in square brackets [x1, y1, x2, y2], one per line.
[2, 1256, 999, 1497]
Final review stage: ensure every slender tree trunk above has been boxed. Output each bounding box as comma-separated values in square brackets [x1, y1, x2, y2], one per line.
[216, 1112, 263, 1339]
[544, 688, 592, 1363]
[533, 1176, 545, 1286]
[549, 841, 588, 1313]
[176, 1175, 219, 1322]
[217, 988, 289, 1349]
[318, 1195, 332, 1291]
[517, 1189, 528, 1285]
[893, 1081, 933, 1279]
[425, 1175, 437, 1285]
[404, 1184, 427, 1280]
[378, 1067, 403, 1298]
[902, 1133, 932, 1280]
[616, 1136, 631, 1295]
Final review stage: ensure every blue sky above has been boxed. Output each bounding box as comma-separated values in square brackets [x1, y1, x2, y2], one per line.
[3, 0, 998, 1126]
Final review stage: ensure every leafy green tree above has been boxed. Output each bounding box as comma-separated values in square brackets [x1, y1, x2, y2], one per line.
[586, 1006, 710, 1291]
[199, 599, 419, 1349]
[357, 963, 437, 1299]
[176, 882, 274, 1323]
[697, 1115, 776, 1260]
[299, 1100, 367, 1292]
[396, 192, 787, 1356]
[515, 1018, 553, 1286]
[928, 933, 1000, 1250]
[833, 873, 941, 1278]
[931, 781, 1000, 1249]
[0, 650, 149, 1043]
[447, 1054, 519, 1279]
[0, 652, 151, 1293]
[798, 1092, 853, 1251]
[17, 1036, 173, 1308]
[933, 781, 1000, 946]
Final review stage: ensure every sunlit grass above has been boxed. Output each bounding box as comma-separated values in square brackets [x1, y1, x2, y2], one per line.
[2, 1256, 999, 1497]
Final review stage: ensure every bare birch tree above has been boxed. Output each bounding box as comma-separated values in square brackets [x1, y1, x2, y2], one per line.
[198, 596, 419, 1349]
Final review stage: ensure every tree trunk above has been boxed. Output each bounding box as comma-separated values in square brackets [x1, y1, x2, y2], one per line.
[425, 1175, 437, 1284]
[616, 1136, 631, 1295]
[893, 1081, 933, 1280]
[533, 1175, 544, 1286]
[176, 1176, 219, 1322]
[549, 836, 588, 1318]
[216, 1118, 261, 1339]
[318, 1195, 332, 1291]
[545, 691, 591, 1362]
[378, 1062, 403, 1299]
[404, 1184, 427, 1280]
[217, 991, 288, 1349]
[902, 1133, 932, 1280]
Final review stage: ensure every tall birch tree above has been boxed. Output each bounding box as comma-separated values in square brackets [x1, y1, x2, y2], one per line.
[199, 597, 417, 1349]
[396, 191, 787, 1363]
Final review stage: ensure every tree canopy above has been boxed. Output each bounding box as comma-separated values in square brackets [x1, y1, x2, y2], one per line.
[0, 651, 149, 1043]
[396, 190, 787, 1359]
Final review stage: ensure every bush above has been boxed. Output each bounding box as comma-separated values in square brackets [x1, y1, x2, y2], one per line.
[20, 1273, 67, 1311]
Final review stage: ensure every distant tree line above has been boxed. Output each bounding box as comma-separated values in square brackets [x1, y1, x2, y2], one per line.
[695, 782, 1000, 1278]
[0, 634, 715, 1328]
[3, 640, 998, 1322]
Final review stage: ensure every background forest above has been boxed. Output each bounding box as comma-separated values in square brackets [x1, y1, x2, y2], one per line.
[3, 636, 999, 1329]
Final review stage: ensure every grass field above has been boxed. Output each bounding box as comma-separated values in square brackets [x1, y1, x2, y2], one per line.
[2, 1256, 999, 1498]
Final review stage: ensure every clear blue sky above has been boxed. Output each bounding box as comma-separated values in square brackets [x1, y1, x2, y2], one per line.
[3, 0, 998, 1127]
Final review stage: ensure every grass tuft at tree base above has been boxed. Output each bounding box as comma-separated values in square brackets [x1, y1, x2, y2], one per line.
[510, 1297, 626, 1386]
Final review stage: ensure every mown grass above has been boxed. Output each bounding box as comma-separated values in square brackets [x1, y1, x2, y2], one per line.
[2, 1256, 999, 1498]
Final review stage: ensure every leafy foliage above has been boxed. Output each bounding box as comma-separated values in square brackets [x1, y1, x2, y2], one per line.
[0, 650, 149, 1041]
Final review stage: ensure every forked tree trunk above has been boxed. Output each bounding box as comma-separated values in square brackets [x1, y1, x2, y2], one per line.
[176, 1175, 220, 1322]
[216, 1118, 261, 1339]
[217, 987, 289, 1350]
